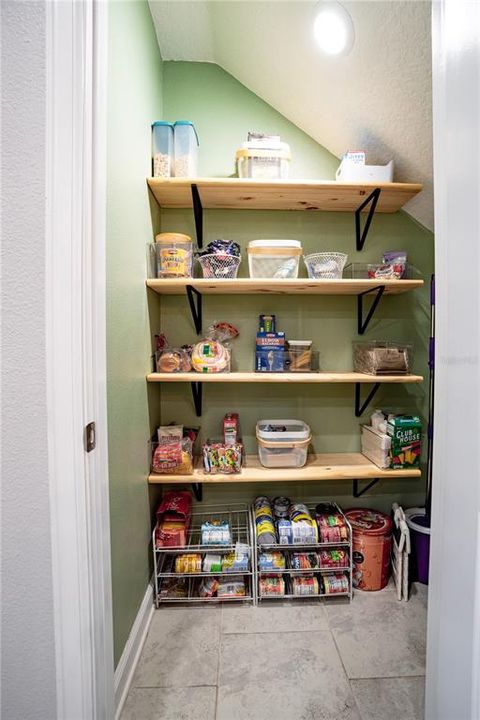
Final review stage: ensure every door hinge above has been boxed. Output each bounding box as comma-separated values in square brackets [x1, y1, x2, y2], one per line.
[85, 421, 96, 452]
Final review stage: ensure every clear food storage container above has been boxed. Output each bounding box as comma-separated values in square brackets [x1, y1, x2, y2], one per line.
[173, 121, 199, 177]
[248, 239, 302, 279]
[256, 419, 311, 468]
[152, 121, 174, 177]
[287, 341, 313, 372]
[353, 341, 413, 375]
[236, 148, 291, 179]
[361, 425, 391, 469]
[155, 232, 193, 278]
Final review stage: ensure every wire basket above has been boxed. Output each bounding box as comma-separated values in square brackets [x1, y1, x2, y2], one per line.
[304, 252, 348, 279]
[197, 253, 241, 279]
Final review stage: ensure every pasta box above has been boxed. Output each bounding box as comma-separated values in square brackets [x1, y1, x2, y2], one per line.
[386, 415, 422, 468]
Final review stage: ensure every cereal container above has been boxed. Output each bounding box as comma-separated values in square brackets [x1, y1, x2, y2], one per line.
[173, 121, 199, 177]
[152, 121, 174, 177]
[155, 233, 193, 278]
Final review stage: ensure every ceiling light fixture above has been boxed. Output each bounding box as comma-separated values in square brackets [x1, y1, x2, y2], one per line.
[313, 1, 355, 56]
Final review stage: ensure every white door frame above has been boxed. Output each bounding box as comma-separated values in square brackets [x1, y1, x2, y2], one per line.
[45, 1, 114, 718]
[427, 1, 480, 719]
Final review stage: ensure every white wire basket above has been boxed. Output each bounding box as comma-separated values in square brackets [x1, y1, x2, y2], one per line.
[197, 253, 241, 279]
[304, 252, 348, 279]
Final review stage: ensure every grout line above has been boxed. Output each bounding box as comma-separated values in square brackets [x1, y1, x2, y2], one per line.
[349, 673, 427, 681]
[133, 684, 217, 690]
[214, 611, 222, 720]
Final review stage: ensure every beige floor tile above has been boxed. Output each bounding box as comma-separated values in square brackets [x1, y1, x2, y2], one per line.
[217, 630, 360, 720]
[221, 600, 328, 634]
[131, 608, 220, 688]
[326, 583, 427, 678]
[351, 677, 425, 720]
[120, 686, 216, 720]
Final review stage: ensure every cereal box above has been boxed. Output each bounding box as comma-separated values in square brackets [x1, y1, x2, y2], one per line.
[386, 415, 422, 469]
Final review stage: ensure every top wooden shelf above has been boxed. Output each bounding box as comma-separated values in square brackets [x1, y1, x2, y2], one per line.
[147, 177, 423, 213]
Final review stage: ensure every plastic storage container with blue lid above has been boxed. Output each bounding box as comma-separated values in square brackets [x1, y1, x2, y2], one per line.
[151, 121, 174, 177]
[173, 121, 199, 177]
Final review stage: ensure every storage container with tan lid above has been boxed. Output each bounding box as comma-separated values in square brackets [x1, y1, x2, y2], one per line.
[155, 232, 193, 278]
[248, 239, 302, 279]
[256, 419, 311, 468]
[236, 146, 291, 179]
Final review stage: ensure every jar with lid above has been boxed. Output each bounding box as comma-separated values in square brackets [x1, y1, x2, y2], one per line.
[152, 121, 174, 177]
[155, 233, 193, 278]
[173, 121, 199, 177]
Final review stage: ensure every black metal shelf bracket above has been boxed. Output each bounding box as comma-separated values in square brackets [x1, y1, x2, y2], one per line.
[355, 382, 381, 417]
[353, 478, 380, 498]
[186, 284, 202, 335]
[357, 285, 385, 335]
[355, 188, 381, 251]
[191, 382, 203, 417]
[191, 184, 203, 249]
[191, 483, 203, 502]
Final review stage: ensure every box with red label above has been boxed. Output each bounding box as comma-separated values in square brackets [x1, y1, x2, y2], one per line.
[155, 490, 192, 547]
[224, 413, 239, 445]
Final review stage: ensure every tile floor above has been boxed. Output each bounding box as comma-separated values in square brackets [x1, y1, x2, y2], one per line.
[121, 582, 427, 720]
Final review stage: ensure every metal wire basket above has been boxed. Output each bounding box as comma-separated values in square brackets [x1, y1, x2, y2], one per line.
[197, 253, 241, 279]
[304, 252, 348, 279]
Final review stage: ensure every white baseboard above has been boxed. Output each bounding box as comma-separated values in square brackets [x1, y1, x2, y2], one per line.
[114, 583, 155, 719]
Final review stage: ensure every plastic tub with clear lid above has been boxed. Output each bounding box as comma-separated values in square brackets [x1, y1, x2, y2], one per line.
[236, 147, 291, 179]
[173, 121, 199, 177]
[152, 121, 174, 178]
[155, 232, 193, 278]
[248, 239, 302, 279]
[256, 419, 311, 468]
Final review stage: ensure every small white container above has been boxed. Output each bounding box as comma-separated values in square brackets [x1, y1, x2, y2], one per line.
[236, 147, 291, 179]
[248, 239, 302, 279]
[173, 121, 199, 177]
[361, 425, 391, 469]
[335, 159, 394, 183]
[256, 419, 311, 468]
[152, 121, 174, 177]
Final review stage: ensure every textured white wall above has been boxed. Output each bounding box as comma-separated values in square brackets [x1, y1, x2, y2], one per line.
[1, 2, 57, 718]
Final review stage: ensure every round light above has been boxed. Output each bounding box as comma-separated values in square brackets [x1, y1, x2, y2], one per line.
[313, 2, 355, 56]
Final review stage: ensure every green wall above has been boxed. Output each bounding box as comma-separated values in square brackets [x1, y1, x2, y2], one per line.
[106, 0, 163, 667]
[154, 62, 434, 511]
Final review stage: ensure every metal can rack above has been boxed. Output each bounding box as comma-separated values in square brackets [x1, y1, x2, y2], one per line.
[252, 501, 354, 602]
[153, 503, 255, 606]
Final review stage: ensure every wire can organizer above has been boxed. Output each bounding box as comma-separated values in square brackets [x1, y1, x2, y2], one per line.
[197, 253, 241, 279]
[304, 252, 348, 279]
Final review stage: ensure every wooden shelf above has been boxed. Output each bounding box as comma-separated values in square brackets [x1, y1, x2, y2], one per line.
[147, 177, 422, 213]
[147, 371, 423, 384]
[146, 277, 423, 296]
[148, 453, 421, 485]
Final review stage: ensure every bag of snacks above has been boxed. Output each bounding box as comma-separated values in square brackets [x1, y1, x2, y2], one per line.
[155, 490, 192, 547]
[216, 576, 246, 598]
[151, 425, 196, 475]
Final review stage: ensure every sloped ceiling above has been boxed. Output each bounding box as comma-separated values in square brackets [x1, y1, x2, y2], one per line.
[149, 0, 433, 230]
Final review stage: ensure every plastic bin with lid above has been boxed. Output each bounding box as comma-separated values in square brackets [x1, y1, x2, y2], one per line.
[236, 146, 291, 179]
[256, 419, 311, 468]
[155, 232, 193, 278]
[152, 121, 174, 178]
[173, 121, 199, 177]
[248, 239, 302, 279]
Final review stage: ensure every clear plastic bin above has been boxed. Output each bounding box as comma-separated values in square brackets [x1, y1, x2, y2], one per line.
[152, 121, 174, 177]
[155, 232, 193, 278]
[173, 121, 199, 177]
[256, 419, 311, 468]
[288, 341, 313, 372]
[248, 239, 302, 279]
[353, 341, 412, 375]
[236, 148, 291, 179]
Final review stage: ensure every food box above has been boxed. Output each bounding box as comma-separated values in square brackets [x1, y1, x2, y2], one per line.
[256, 331, 285, 372]
[386, 415, 422, 468]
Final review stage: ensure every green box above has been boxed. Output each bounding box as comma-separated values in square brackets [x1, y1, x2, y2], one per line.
[386, 415, 422, 469]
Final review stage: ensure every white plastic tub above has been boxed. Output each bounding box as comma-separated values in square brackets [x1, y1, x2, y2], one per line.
[248, 239, 302, 279]
[335, 159, 394, 183]
[256, 419, 311, 468]
[236, 147, 291, 179]
[361, 425, 391, 469]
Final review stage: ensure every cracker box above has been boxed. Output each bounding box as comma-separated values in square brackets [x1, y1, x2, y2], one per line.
[386, 415, 422, 469]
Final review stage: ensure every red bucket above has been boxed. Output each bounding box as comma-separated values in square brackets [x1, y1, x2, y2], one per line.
[345, 508, 393, 591]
